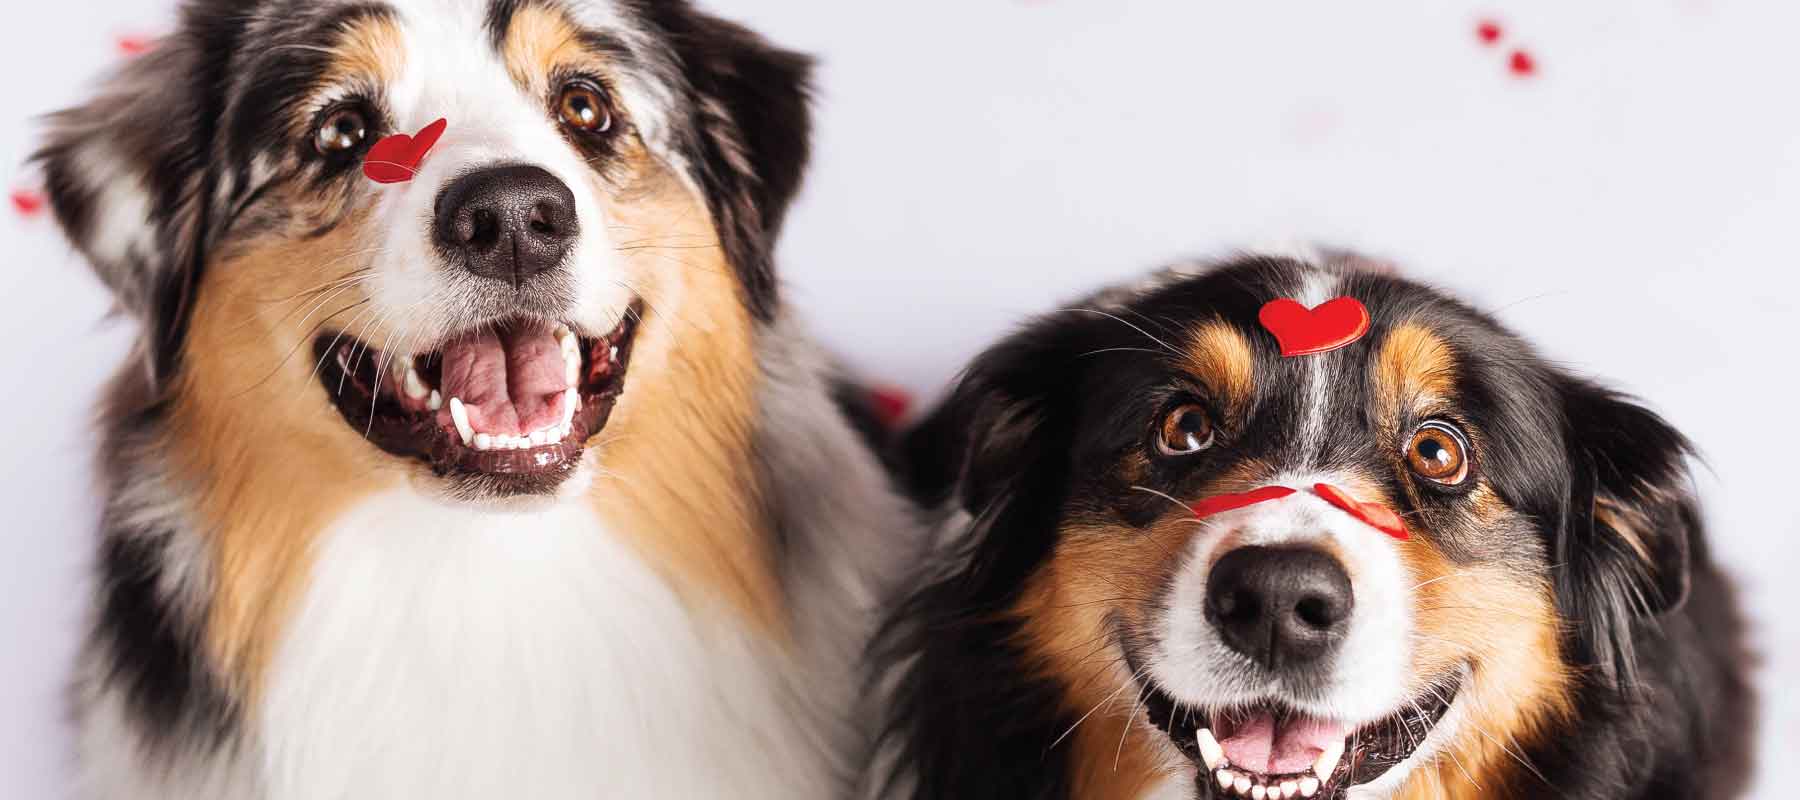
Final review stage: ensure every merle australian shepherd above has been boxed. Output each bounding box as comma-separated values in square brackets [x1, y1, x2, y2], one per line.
[870, 252, 1753, 799]
[37, 1, 914, 797]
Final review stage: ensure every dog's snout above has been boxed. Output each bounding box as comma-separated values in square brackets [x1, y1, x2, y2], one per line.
[1205, 546, 1353, 671]
[434, 165, 578, 286]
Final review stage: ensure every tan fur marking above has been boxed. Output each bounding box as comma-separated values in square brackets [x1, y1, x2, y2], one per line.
[178, 215, 400, 699]
[1182, 320, 1256, 420]
[1374, 323, 1458, 424]
[580, 153, 787, 635]
[500, 5, 597, 92]
[324, 15, 407, 87]
[1394, 530, 1574, 798]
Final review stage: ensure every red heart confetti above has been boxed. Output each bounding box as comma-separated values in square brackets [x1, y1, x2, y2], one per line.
[1476, 20, 1503, 45]
[1190, 486, 1297, 520]
[11, 188, 46, 217]
[1257, 297, 1371, 357]
[116, 34, 156, 57]
[1509, 49, 1537, 77]
[364, 118, 448, 184]
[867, 386, 913, 431]
[1314, 483, 1408, 541]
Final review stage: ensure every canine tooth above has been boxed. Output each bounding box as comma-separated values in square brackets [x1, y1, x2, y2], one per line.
[1234, 776, 1251, 795]
[1299, 777, 1319, 797]
[1217, 769, 1234, 790]
[403, 366, 429, 399]
[1196, 728, 1225, 769]
[1280, 780, 1297, 798]
[449, 398, 474, 445]
[428, 390, 442, 411]
[1313, 740, 1344, 781]
[562, 387, 579, 427]
[608, 345, 620, 363]
[1251, 785, 1265, 800]
[474, 433, 492, 451]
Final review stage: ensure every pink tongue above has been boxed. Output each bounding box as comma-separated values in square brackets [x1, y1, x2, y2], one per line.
[1217, 712, 1349, 776]
[436, 322, 570, 436]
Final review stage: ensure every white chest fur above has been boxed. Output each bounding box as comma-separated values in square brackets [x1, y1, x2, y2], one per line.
[255, 488, 839, 800]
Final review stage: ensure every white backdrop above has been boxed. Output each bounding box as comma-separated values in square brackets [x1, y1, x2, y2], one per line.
[4, 1, 1796, 797]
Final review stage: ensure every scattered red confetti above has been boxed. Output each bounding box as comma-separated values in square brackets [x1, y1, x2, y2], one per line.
[1314, 483, 1408, 541]
[364, 118, 448, 184]
[1509, 49, 1537, 77]
[11, 189, 46, 218]
[116, 34, 156, 57]
[1476, 20, 1503, 45]
[1257, 297, 1371, 357]
[1190, 486, 1297, 520]
[866, 386, 913, 430]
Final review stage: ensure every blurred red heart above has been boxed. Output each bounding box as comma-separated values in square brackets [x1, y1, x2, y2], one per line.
[116, 35, 156, 57]
[11, 189, 45, 217]
[1509, 49, 1537, 77]
[867, 386, 913, 430]
[364, 118, 448, 184]
[1191, 486, 1296, 520]
[1476, 20, 1503, 45]
[1258, 297, 1370, 357]
[1314, 483, 1408, 540]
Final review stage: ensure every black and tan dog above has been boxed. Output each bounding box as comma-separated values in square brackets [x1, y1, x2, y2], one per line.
[40, 1, 914, 797]
[871, 252, 1753, 799]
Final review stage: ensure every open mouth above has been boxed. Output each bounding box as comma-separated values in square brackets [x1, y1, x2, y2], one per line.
[313, 300, 643, 492]
[1140, 673, 1462, 800]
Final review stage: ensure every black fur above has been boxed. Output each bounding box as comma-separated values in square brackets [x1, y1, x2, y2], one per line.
[871, 256, 1753, 799]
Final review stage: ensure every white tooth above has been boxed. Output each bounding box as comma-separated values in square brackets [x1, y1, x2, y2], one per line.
[1216, 770, 1234, 790]
[449, 398, 474, 445]
[1251, 786, 1265, 800]
[1280, 780, 1297, 798]
[1234, 776, 1251, 795]
[403, 366, 429, 399]
[510, 436, 527, 450]
[566, 350, 581, 385]
[392, 354, 413, 377]
[1299, 777, 1319, 798]
[1314, 740, 1344, 782]
[559, 421, 572, 440]
[609, 345, 619, 363]
[530, 430, 548, 446]
[474, 433, 492, 451]
[1196, 728, 1225, 770]
[428, 389, 442, 411]
[553, 323, 572, 344]
[562, 387, 579, 427]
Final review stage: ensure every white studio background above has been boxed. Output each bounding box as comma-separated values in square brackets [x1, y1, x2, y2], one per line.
[3, 1, 1795, 797]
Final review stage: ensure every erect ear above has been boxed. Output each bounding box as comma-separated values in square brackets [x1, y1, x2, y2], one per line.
[36, 32, 220, 388]
[641, 2, 813, 320]
[1556, 379, 1697, 688]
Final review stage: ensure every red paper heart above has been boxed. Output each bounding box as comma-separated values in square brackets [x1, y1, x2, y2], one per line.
[1476, 20, 1503, 45]
[1190, 486, 1297, 520]
[1314, 483, 1408, 540]
[867, 386, 913, 430]
[364, 118, 448, 184]
[116, 35, 156, 57]
[11, 189, 45, 217]
[1257, 297, 1371, 357]
[1509, 49, 1537, 77]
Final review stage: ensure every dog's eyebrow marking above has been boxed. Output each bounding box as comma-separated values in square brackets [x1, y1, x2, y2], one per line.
[1373, 322, 1458, 420]
[1181, 320, 1255, 418]
[491, 0, 637, 90]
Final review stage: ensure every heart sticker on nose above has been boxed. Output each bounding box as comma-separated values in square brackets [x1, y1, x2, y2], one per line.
[1314, 483, 1408, 540]
[1258, 296, 1371, 357]
[1190, 485, 1297, 520]
[364, 118, 448, 184]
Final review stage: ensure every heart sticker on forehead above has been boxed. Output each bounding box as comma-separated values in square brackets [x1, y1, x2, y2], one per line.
[1258, 296, 1371, 357]
[364, 118, 448, 184]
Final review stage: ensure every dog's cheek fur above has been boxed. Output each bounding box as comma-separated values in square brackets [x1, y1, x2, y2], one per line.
[1394, 500, 1574, 799]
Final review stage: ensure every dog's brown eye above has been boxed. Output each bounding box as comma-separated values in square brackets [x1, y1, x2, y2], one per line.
[557, 82, 613, 134]
[1406, 422, 1470, 485]
[315, 108, 368, 155]
[1156, 404, 1215, 456]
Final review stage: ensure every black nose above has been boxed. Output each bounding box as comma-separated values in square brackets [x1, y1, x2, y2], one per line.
[1206, 546, 1354, 671]
[434, 165, 578, 286]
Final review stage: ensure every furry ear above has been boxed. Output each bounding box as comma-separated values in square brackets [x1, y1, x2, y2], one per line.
[36, 32, 220, 387]
[1557, 379, 1697, 689]
[642, 2, 813, 320]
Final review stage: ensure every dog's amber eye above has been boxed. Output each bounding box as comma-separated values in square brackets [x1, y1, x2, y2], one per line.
[315, 108, 369, 155]
[1406, 422, 1470, 485]
[1156, 404, 1215, 456]
[557, 82, 613, 134]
